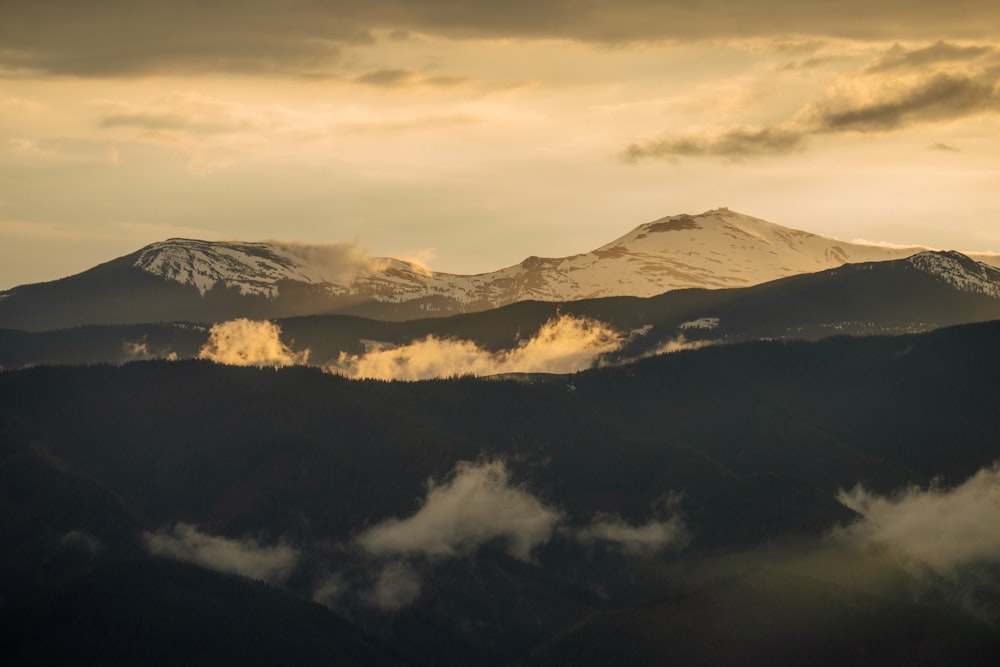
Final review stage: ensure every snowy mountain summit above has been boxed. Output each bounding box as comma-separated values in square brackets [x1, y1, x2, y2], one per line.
[132, 209, 964, 312]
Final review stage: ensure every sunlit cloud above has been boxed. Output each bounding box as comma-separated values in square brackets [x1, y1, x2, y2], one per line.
[625, 42, 1000, 160]
[144, 523, 301, 583]
[198, 319, 310, 367]
[329, 315, 622, 380]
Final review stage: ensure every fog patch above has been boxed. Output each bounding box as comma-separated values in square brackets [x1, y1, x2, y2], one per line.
[123, 337, 178, 362]
[144, 523, 301, 584]
[650, 334, 717, 356]
[329, 315, 622, 380]
[575, 514, 689, 557]
[198, 318, 310, 367]
[312, 572, 347, 606]
[836, 463, 1000, 574]
[357, 460, 561, 562]
[354, 459, 562, 610]
[61, 529, 104, 555]
[367, 561, 424, 611]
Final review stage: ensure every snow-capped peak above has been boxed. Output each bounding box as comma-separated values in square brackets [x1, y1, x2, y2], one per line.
[907, 251, 1000, 299]
[129, 210, 996, 312]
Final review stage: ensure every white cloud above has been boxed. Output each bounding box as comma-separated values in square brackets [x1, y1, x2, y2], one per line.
[366, 562, 424, 611]
[356, 460, 562, 562]
[329, 315, 622, 380]
[198, 319, 310, 367]
[574, 514, 689, 557]
[143, 523, 301, 583]
[836, 462, 1000, 574]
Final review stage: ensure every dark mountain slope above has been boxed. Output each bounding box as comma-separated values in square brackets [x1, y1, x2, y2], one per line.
[3, 321, 1000, 664]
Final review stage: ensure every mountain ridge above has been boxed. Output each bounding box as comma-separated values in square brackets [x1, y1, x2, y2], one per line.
[3, 208, 1000, 330]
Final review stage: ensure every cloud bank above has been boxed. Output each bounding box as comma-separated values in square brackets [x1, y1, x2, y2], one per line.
[6, 2, 1000, 77]
[836, 462, 1000, 574]
[198, 319, 310, 367]
[625, 42, 1000, 161]
[144, 523, 301, 583]
[329, 315, 622, 380]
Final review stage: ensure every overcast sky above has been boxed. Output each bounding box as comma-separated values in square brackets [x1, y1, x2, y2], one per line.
[3, 1, 1000, 288]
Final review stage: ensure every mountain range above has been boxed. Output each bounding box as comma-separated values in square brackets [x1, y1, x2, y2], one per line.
[5, 206, 1000, 665]
[4, 248, 1000, 371]
[4, 208, 999, 331]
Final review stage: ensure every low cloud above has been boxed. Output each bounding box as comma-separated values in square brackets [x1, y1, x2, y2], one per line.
[835, 462, 1000, 574]
[198, 319, 310, 367]
[329, 315, 623, 380]
[122, 338, 178, 362]
[367, 561, 424, 610]
[144, 523, 301, 583]
[264, 241, 382, 285]
[355, 459, 562, 610]
[312, 572, 347, 606]
[649, 334, 717, 356]
[574, 514, 689, 557]
[357, 460, 562, 562]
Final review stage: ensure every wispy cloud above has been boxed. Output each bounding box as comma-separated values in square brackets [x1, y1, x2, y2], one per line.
[352, 68, 470, 88]
[574, 514, 689, 556]
[625, 41, 1000, 161]
[622, 126, 807, 162]
[144, 523, 301, 583]
[122, 337, 178, 362]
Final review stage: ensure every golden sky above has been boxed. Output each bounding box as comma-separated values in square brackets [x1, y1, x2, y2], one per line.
[3, 1, 1000, 288]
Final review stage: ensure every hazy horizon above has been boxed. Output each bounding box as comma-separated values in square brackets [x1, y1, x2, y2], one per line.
[3, 2, 1000, 289]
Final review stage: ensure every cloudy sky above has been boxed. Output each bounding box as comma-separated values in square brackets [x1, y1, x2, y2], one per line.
[3, 1, 1000, 289]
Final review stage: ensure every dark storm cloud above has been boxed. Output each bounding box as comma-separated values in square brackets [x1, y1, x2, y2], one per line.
[4, 0, 1000, 77]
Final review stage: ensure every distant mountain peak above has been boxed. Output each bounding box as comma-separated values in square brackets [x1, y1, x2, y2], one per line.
[124, 209, 950, 306]
[907, 250, 1000, 299]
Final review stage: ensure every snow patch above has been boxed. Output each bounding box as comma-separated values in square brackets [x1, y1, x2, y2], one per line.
[679, 317, 720, 330]
[908, 251, 1000, 299]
